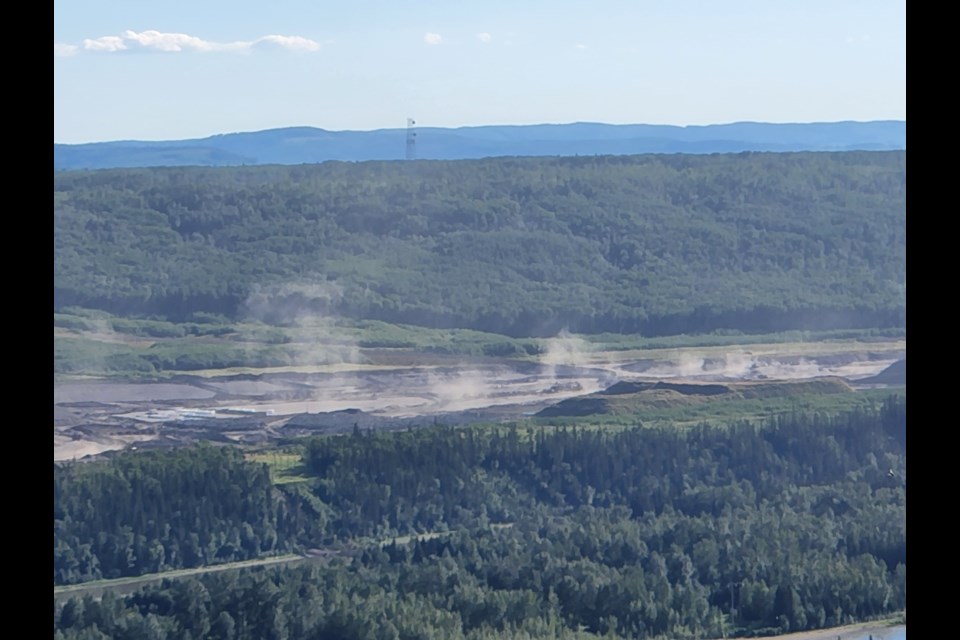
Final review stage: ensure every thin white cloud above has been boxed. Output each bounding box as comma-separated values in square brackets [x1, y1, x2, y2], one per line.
[54, 43, 78, 57]
[575, 43, 588, 49]
[424, 32, 443, 45]
[477, 32, 492, 44]
[84, 36, 127, 52]
[121, 30, 216, 52]
[71, 30, 322, 54]
[254, 35, 322, 52]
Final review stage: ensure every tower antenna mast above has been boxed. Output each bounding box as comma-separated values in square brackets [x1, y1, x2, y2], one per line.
[406, 118, 417, 160]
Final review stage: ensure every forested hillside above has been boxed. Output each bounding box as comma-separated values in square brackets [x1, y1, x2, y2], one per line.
[54, 398, 906, 639]
[53, 121, 906, 169]
[54, 151, 905, 337]
[54, 447, 293, 585]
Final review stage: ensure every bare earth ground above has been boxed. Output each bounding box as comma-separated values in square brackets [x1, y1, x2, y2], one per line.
[53, 340, 905, 461]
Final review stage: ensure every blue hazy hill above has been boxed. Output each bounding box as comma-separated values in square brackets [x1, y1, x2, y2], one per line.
[54, 120, 906, 170]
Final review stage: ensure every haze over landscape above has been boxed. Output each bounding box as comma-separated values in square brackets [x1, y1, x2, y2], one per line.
[54, 3, 906, 639]
[54, 120, 906, 169]
[54, 1, 905, 143]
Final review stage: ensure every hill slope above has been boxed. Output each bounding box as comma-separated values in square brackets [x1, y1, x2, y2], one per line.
[53, 151, 906, 337]
[54, 121, 906, 170]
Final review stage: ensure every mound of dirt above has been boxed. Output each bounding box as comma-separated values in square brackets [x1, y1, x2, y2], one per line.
[856, 359, 906, 385]
[535, 397, 613, 418]
[604, 381, 733, 396]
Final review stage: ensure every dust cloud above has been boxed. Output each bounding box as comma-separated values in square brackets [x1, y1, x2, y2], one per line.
[240, 280, 361, 366]
[541, 329, 593, 371]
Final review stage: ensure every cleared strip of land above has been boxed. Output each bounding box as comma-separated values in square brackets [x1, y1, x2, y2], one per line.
[54, 526, 517, 601]
[53, 554, 305, 601]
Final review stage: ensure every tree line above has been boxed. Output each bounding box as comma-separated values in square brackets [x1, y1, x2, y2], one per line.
[54, 446, 293, 585]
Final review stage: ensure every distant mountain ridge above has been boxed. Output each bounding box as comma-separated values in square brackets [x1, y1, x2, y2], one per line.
[54, 120, 906, 170]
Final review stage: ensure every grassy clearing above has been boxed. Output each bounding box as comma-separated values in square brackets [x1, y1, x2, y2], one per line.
[170, 362, 417, 377]
[576, 338, 905, 367]
[246, 449, 313, 485]
[53, 307, 905, 378]
[534, 387, 905, 430]
[583, 327, 906, 352]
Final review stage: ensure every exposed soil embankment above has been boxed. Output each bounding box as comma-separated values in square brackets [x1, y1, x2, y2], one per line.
[856, 359, 905, 386]
[604, 381, 732, 396]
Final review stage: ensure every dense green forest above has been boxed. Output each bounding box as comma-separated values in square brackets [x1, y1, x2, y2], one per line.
[54, 151, 905, 337]
[55, 398, 906, 638]
[54, 447, 294, 585]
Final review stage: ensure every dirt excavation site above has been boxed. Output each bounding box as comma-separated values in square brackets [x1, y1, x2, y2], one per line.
[54, 340, 906, 461]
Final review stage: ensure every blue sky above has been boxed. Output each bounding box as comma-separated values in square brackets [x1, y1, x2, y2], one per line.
[54, 1, 906, 143]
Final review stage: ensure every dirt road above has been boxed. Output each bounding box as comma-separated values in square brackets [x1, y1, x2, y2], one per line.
[53, 554, 306, 602]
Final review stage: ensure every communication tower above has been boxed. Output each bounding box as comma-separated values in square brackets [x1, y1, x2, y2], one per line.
[406, 118, 417, 160]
